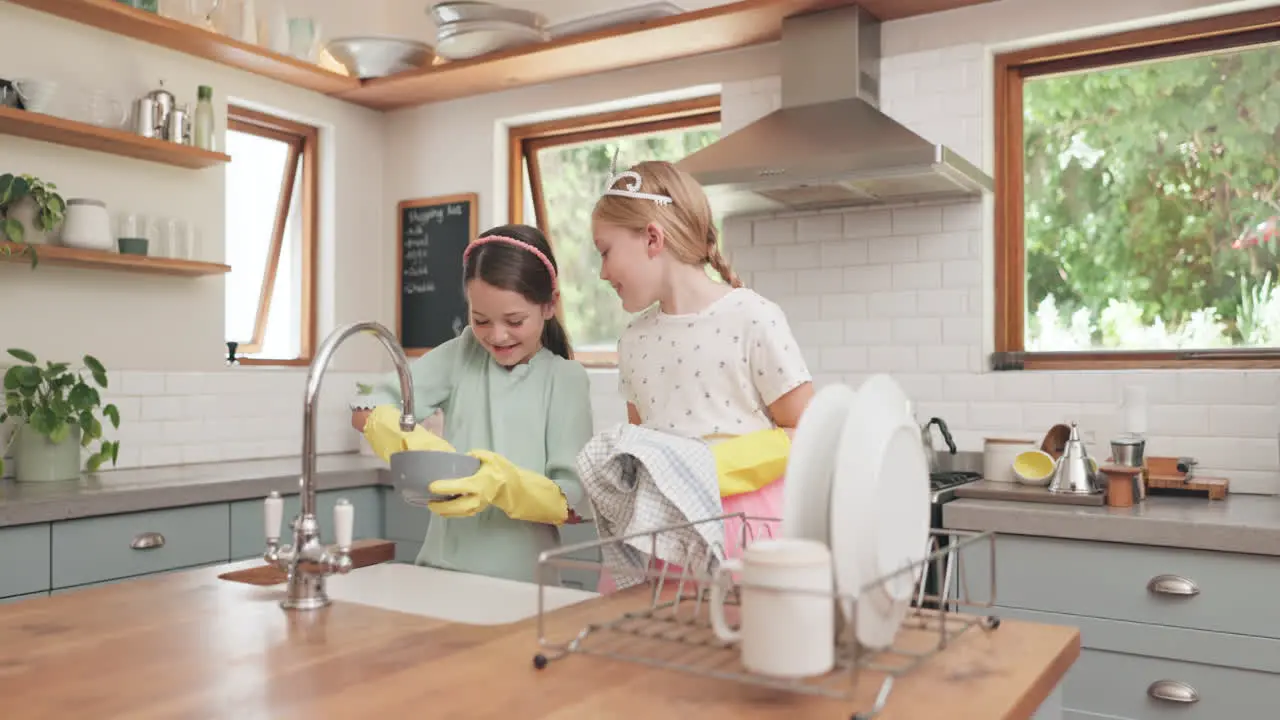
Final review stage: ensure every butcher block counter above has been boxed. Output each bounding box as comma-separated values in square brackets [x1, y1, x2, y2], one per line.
[0, 563, 1079, 719]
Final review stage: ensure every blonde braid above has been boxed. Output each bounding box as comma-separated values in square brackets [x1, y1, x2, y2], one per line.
[706, 227, 743, 288]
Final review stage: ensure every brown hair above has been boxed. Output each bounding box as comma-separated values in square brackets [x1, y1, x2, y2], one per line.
[592, 160, 742, 288]
[463, 224, 572, 360]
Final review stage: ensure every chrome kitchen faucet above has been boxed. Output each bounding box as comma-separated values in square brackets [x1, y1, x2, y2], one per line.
[262, 321, 416, 611]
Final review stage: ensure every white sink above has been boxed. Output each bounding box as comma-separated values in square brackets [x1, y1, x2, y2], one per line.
[323, 563, 598, 625]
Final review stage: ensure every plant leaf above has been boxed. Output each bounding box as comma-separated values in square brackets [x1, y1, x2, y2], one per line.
[69, 382, 96, 410]
[86, 453, 104, 473]
[6, 348, 37, 364]
[103, 403, 120, 429]
[83, 355, 107, 386]
[48, 421, 70, 445]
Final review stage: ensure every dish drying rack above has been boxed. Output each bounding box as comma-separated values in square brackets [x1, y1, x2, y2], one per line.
[531, 514, 1001, 720]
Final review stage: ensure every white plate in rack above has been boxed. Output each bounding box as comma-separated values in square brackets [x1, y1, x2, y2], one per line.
[781, 382, 857, 546]
[831, 374, 931, 650]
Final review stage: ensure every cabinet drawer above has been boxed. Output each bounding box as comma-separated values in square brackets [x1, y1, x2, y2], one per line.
[51, 504, 230, 588]
[1066, 648, 1278, 719]
[229, 487, 384, 559]
[0, 523, 51, 597]
[962, 534, 1280, 639]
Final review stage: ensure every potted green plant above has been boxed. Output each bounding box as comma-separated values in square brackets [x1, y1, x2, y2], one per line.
[0, 348, 121, 482]
[0, 173, 67, 267]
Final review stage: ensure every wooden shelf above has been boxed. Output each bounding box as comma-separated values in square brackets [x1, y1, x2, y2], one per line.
[0, 243, 231, 277]
[11, 0, 997, 112]
[5, 0, 360, 96]
[337, 0, 999, 110]
[0, 105, 230, 169]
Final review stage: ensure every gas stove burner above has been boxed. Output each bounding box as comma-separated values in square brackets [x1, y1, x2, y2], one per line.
[930, 470, 981, 490]
[929, 470, 981, 504]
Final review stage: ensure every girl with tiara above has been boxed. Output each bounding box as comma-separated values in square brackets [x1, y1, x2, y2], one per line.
[351, 224, 594, 586]
[590, 160, 815, 589]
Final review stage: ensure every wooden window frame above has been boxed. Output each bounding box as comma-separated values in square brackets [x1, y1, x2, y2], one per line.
[507, 96, 722, 368]
[994, 8, 1280, 371]
[226, 105, 319, 368]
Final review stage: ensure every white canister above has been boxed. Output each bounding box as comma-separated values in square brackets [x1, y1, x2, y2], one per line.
[983, 437, 1039, 483]
[60, 199, 113, 252]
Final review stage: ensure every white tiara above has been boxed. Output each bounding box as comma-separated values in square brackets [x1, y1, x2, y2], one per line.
[603, 171, 673, 206]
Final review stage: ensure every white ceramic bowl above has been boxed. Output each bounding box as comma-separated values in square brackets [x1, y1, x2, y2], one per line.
[430, 2, 547, 29]
[434, 21, 548, 60]
[325, 37, 434, 79]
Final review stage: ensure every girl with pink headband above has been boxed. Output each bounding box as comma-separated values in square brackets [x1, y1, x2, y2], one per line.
[351, 224, 594, 586]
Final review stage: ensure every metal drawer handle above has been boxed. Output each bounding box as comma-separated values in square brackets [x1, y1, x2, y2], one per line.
[1146, 574, 1199, 597]
[130, 532, 166, 550]
[1148, 680, 1199, 704]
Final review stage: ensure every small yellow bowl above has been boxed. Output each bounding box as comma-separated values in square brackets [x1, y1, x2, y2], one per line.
[1013, 450, 1056, 486]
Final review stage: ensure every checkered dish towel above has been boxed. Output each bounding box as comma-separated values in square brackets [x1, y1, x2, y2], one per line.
[575, 424, 726, 591]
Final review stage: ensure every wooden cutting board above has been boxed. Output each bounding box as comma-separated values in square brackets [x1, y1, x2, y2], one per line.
[954, 480, 1106, 506]
[217, 538, 397, 585]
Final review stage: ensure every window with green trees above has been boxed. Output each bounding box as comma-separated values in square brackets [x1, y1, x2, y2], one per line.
[995, 10, 1280, 367]
[509, 97, 721, 365]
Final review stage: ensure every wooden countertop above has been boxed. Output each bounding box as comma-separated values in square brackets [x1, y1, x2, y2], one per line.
[0, 564, 1079, 718]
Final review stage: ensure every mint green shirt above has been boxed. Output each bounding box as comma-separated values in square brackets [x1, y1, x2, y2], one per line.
[361, 328, 594, 584]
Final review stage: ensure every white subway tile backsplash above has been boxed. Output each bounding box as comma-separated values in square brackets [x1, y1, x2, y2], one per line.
[753, 218, 797, 246]
[777, 244, 823, 270]
[942, 260, 982, 288]
[843, 210, 892, 238]
[844, 265, 893, 292]
[892, 207, 944, 235]
[868, 237, 917, 264]
[918, 232, 974, 261]
[820, 293, 868, 320]
[797, 213, 843, 239]
[822, 240, 869, 266]
[797, 268, 844, 293]
[892, 318, 943, 344]
[892, 262, 943, 290]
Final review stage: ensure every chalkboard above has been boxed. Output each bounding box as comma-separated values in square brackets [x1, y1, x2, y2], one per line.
[396, 193, 478, 353]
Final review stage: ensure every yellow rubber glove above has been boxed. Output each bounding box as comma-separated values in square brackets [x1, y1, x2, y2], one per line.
[712, 428, 791, 498]
[362, 404, 454, 461]
[427, 449, 569, 525]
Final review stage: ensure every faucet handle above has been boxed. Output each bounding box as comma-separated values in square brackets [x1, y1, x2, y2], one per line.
[334, 498, 353, 550]
[265, 491, 283, 542]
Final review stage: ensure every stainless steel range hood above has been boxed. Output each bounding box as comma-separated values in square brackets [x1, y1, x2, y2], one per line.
[677, 4, 993, 217]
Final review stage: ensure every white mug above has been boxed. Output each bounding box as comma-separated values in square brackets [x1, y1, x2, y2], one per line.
[708, 538, 835, 678]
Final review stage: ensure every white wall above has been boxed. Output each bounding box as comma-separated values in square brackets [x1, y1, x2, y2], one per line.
[384, 0, 1280, 495]
[0, 4, 394, 475]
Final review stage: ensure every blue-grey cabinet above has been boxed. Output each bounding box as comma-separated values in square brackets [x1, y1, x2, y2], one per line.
[0, 523, 50, 598]
[961, 533, 1279, 719]
[51, 504, 231, 589]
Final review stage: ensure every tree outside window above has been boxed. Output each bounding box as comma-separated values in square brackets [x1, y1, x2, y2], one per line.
[995, 12, 1280, 368]
[224, 107, 317, 365]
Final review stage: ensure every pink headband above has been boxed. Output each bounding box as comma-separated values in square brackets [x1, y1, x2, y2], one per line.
[462, 234, 559, 292]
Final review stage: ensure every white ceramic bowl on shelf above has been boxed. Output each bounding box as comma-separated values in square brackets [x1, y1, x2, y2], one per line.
[434, 21, 548, 60]
[325, 37, 435, 79]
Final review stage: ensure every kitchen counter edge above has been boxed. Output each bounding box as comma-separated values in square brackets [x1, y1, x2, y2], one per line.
[0, 453, 389, 527]
[943, 492, 1280, 556]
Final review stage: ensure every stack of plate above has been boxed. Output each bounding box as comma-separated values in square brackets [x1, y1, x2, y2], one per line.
[781, 374, 932, 651]
[429, 2, 550, 61]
